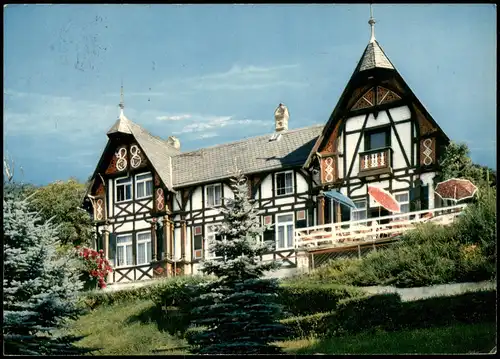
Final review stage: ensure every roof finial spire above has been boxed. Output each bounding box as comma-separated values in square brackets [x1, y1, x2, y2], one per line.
[368, 3, 376, 43]
[119, 80, 124, 116]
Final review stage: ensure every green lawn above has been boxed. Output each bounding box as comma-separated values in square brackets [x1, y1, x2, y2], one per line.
[68, 298, 496, 355]
[68, 299, 188, 355]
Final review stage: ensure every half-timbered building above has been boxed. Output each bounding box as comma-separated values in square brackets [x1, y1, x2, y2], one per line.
[84, 15, 459, 285]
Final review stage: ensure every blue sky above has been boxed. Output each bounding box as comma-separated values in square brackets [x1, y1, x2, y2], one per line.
[4, 4, 496, 186]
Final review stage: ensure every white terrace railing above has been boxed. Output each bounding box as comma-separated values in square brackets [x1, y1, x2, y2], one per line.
[295, 204, 468, 250]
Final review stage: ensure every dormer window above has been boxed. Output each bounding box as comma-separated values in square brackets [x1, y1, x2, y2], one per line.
[275, 171, 294, 196]
[136, 173, 153, 199]
[115, 176, 132, 203]
[206, 184, 222, 207]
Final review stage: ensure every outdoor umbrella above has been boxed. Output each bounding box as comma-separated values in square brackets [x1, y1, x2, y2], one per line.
[322, 190, 357, 209]
[367, 185, 401, 213]
[435, 178, 478, 202]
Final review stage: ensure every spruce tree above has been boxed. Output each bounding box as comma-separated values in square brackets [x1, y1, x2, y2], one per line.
[3, 188, 93, 355]
[186, 169, 288, 354]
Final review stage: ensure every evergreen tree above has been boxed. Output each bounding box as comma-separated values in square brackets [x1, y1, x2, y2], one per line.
[186, 169, 288, 354]
[3, 189, 94, 355]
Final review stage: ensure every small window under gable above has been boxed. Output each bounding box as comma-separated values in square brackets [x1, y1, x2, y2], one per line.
[206, 183, 222, 207]
[136, 173, 153, 199]
[116, 176, 132, 203]
[275, 171, 294, 196]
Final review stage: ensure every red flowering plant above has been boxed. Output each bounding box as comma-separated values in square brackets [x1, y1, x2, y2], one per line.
[75, 246, 113, 289]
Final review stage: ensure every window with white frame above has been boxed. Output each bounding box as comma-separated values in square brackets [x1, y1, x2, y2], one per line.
[395, 192, 410, 213]
[116, 234, 133, 267]
[205, 224, 223, 258]
[136, 231, 152, 265]
[136, 173, 153, 199]
[351, 199, 367, 221]
[275, 171, 294, 196]
[115, 177, 132, 203]
[276, 213, 294, 249]
[206, 184, 222, 207]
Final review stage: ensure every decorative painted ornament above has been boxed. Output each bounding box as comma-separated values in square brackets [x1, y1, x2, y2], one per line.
[130, 145, 142, 168]
[115, 147, 127, 171]
[422, 138, 433, 166]
[324, 157, 335, 183]
[156, 188, 164, 210]
[96, 198, 104, 221]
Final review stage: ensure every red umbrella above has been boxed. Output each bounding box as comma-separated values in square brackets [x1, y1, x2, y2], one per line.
[367, 185, 401, 213]
[435, 178, 478, 202]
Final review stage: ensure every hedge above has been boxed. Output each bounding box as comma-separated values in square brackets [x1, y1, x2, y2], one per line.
[281, 290, 496, 339]
[277, 283, 365, 316]
[81, 276, 210, 310]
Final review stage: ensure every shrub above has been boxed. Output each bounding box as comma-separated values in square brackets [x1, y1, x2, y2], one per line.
[280, 312, 334, 339]
[281, 289, 497, 339]
[304, 195, 497, 288]
[277, 283, 364, 316]
[304, 258, 362, 285]
[75, 246, 113, 289]
[82, 275, 211, 310]
[332, 293, 403, 335]
[396, 290, 497, 330]
[454, 190, 496, 259]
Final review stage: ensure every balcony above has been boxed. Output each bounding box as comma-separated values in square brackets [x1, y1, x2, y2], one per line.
[358, 147, 393, 177]
[295, 204, 467, 252]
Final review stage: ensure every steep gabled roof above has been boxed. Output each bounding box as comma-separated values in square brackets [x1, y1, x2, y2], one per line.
[304, 19, 449, 168]
[171, 125, 323, 188]
[88, 112, 180, 193]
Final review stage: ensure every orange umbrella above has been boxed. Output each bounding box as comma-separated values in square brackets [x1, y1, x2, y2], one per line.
[367, 185, 401, 213]
[435, 178, 478, 202]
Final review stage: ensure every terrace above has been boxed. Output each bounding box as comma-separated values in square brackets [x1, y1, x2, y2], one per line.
[295, 204, 467, 252]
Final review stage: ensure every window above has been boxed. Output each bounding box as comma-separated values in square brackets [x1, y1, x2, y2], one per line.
[395, 192, 410, 213]
[206, 184, 222, 207]
[193, 226, 203, 260]
[206, 224, 223, 258]
[351, 200, 367, 222]
[365, 127, 391, 150]
[276, 213, 294, 249]
[275, 171, 294, 196]
[136, 231, 152, 265]
[116, 177, 132, 203]
[136, 173, 153, 199]
[116, 234, 133, 267]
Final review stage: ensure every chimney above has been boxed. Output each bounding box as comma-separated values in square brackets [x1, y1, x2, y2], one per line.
[274, 103, 289, 132]
[167, 136, 181, 150]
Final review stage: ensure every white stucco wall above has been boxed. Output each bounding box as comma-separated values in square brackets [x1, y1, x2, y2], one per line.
[345, 114, 366, 132]
[389, 105, 411, 122]
[261, 174, 273, 199]
[191, 187, 202, 210]
[296, 171, 308, 193]
[345, 132, 362, 178]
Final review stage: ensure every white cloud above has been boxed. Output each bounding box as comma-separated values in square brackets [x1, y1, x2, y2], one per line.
[156, 114, 192, 121]
[197, 132, 219, 139]
[157, 63, 305, 92]
[172, 116, 270, 138]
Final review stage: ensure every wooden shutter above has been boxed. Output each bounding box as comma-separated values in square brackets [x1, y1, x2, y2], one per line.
[296, 210, 307, 229]
[155, 222, 164, 261]
[109, 233, 117, 267]
[96, 231, 103, 252]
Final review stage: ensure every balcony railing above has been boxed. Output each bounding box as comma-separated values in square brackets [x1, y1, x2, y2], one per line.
[295, 204, 467, 250]
[358, 147, 393, 177]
